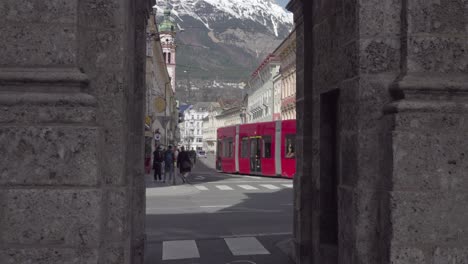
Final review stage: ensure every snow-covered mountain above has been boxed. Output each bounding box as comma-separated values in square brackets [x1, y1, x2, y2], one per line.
[155, 0, 292, 37]
[154, 0, 293, 102]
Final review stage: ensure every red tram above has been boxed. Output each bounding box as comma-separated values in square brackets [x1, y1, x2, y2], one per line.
[216, 120, 296, 178]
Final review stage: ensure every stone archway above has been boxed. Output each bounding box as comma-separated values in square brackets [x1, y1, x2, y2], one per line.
[1, 0, 467, 263]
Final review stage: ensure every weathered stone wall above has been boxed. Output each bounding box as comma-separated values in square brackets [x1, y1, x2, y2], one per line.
[0, 0, 153, 263]
[384, 0, 468, 262]
[289, 0, 468, 263]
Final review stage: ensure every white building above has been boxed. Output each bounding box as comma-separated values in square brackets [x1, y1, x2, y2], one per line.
[247, 55, 280, 123]
[272, 72, 282, 121]
[202, 107, 222, 153]
[217, 106, 242, 127]
[202, 105, 243, 154]
[180, 102, 219, 151]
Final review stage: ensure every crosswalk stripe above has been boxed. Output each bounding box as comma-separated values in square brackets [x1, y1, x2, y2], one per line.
[162, 240, 200, 260]
[282, 184, 293, 188]
[260, 184, 280, 190]
[216, 185, 234, 190]
[224, 237, 270, 256]
[194, 185, 209, 191]
[246, 176, 262, 179]
[237, 184, 258, 190]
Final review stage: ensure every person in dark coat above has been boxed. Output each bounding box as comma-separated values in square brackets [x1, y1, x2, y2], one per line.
[177, 146, 192, 184]
[189, 148, 197, 164]
[152, 145, 164, 182]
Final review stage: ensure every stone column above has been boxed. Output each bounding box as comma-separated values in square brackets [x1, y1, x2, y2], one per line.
[287, 1, 316, 263]
[290, 0, 467, 263]
[383, 0, 468, 262]
[0, 0, 153, 263]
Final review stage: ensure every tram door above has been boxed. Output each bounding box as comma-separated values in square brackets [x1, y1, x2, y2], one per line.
[216, 140, 222, 170]
[250, 137, 261, 173]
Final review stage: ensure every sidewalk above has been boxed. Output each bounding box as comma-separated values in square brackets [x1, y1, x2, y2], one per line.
[145, 170, 200, 197]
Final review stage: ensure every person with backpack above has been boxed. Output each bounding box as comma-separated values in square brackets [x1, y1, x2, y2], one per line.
[177, 146, 192, 184]
[164, 145, 175, 185]
[152, 145, 164, 182]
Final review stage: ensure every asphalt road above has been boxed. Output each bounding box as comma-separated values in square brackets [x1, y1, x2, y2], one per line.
[144, 155, 294, 264]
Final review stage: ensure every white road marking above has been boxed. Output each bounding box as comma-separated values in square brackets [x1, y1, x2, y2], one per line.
[200, 205, 230, 208]
[162, 240, 200, 260]
[224, 237, 270, 256]
[237, 185, 258, 190]
[259, 184, 280, 190]
[221, 232, 292, 238]
[216, 185, 234, 190]
[245, 176, 262, 179]
[194, 185, 209, 191]
[282, 184, 293, 188]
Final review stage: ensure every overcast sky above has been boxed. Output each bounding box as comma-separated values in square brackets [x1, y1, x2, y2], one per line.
[276, 0, 289, 8]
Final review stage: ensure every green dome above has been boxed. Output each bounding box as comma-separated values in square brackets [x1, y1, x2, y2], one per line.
[158, 9, 176, 33]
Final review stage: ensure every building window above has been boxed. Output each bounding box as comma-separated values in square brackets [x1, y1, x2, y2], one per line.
[197, 138, 202, 143]
[163, 52, 167, 62]
[168, 52, 171, 64]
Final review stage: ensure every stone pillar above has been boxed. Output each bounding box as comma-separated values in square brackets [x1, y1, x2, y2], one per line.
[0, 0, 153, 263]
[287, 1, 316, 263]
[290, 0, 467, 263]
[383, 0, 468, 262]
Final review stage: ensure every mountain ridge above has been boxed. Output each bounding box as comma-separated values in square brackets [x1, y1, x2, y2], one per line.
[154, 0, 293, 103]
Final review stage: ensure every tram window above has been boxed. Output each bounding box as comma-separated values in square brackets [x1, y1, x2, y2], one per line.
[223, 137, 233, 157]
[263, 136, 272, 158]
[285, 135, 296, 159]
[241, 138, 249, 158]
[217, 140, 222, 157]
[228, 139, 233, 157]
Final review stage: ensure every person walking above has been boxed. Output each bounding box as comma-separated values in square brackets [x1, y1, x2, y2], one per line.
[189, 148, 197, 165]
[177, 146, 192, 184]
[164, 145, 175, 184]
[153, 145, 164, 182]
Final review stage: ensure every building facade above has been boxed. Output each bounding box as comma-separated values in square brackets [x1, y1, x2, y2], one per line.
[272, 72, 282, 120]
[146, 11, 178, 151]
[274, 29, 296, 120]
[202, 106, 222, 153]
[217, 106, 243, 127]
[247, 55, 280, 123]
[180, 102, 219, 151]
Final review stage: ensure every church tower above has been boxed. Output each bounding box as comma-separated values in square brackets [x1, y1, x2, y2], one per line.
[158, 9, 177, 92]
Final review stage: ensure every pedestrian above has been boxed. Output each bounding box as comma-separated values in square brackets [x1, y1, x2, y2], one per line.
[189, 148, 197, 164]
[164, 145, 175, 184]
[177, 146, 192, 184]
[174, 147, 179, 162]
[152, 145, 164, 182]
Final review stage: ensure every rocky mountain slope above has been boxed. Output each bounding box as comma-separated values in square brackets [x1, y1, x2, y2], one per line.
[154, 0, 293, 103]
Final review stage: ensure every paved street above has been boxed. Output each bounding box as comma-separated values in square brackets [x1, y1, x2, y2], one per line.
[144, 155, 294, 264]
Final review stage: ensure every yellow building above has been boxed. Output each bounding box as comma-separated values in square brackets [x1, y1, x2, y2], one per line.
[146, 10, 178, 149]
